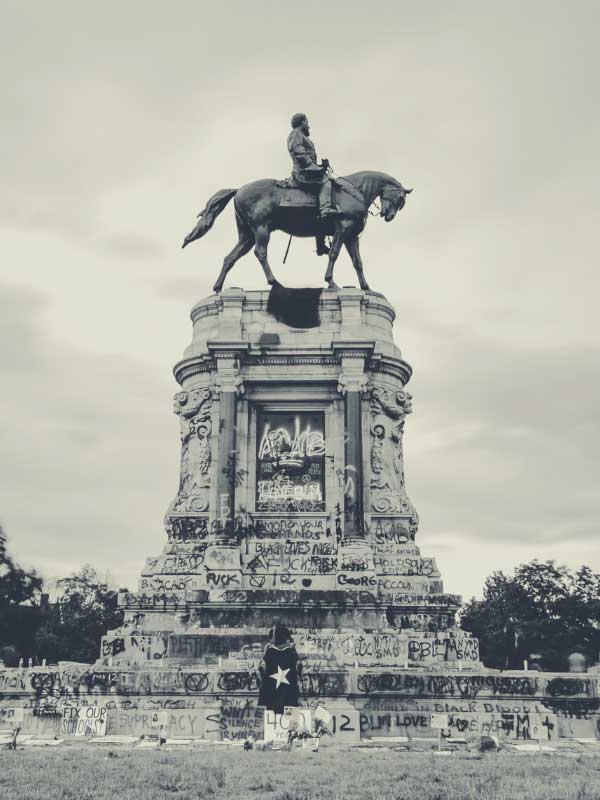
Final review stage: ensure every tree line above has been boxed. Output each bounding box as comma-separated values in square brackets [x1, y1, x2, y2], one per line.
[461, 560, 600, 671]
[0, 526, 122, 666]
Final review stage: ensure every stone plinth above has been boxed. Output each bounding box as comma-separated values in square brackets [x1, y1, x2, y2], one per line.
[105, 288, 477, 672]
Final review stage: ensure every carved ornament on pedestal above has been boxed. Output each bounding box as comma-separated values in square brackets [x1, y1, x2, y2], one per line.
[210, 374, 245, 398]
[169, 387, 213, 513]
[369, 386, 417, 522]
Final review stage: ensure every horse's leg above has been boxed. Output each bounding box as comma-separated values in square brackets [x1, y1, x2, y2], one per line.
[344, 236, 370, 291]
[254, 224, 276, 286]
[324, 221, 352, 289]
[213, 216, 254, 293]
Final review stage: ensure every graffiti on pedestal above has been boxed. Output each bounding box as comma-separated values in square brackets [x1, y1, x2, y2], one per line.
[140, 576, 194, 592]
[407, 635, 480, 663]
[301, 670, 346, 697]
[369, 387, 417, 528]
[296, 631, 406, 665]
[252, 517, 331, 540]
[355, 673, 540, 698]
[358, 700, 557, 741]
[219, 698, 265, 740]
[183, 672, 210, 693]
[30, 672, 60, 698]
[256, 411, 325, 512]
[120, 591, 192, 609]
[545, 677, 592, 697]
[371, 517, 413, 545]
[373, 555, 439, 577]
[166, 517, 209, 542]
[170, 388, 213, 513]
[378, 576, 443, 594]
[243, 543, 337, 576]
[144, 553, 207, 575]
[216, 670, 260, 693]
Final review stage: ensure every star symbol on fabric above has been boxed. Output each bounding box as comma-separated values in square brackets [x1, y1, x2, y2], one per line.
[269, 666, 290, 689]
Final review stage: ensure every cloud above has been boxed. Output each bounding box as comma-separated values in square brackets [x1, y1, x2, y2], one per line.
[405, 318, 599, 544]
[0, 283, 177, 587]
[0, 285, 47, 373]
[1, 1, 599, 602]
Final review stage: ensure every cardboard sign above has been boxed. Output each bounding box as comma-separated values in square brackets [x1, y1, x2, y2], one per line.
[282, 706, 311, 734]
[431, 714, 449, 729]
[264, 708, 312, 742]
[2, 708, 24, 725]
[74, 706, 108, 737]
[302, 737, 320, 750]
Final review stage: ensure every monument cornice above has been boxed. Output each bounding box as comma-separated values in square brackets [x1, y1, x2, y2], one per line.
[174, 341, 251, 383]
[332, 339, 376, 359]
[172, 354, 215, 384]
[360, 292, 396, 324]
[369, 353, 413, 385]
[245, 354, 339, 368]
[207, 340, 251, 358]
[174, 348, 413, 385]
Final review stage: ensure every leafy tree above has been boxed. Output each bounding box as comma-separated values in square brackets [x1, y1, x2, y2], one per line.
[461, 560, 600, 671]
[34, 565, 123, 663]
[0, 524, 43, 664]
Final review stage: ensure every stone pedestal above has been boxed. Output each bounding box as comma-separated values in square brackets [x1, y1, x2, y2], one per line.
[107, 288, 480, 672]
[3, 287, 595, 745]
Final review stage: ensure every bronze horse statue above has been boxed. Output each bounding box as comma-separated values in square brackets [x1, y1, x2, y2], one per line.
[182, 171, 412, 292]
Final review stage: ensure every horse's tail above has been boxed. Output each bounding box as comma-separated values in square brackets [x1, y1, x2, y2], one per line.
[181, 188, 237, 248]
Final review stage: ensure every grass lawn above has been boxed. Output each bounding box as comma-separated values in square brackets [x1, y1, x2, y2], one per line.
[1, 745, 599, 800]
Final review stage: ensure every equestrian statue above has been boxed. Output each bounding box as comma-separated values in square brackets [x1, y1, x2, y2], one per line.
[182, 113, 412, 293]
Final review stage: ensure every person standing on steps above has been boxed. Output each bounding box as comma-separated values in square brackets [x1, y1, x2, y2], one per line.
[258, 623, 302, 714]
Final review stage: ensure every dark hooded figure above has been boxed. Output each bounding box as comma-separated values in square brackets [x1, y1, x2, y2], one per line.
[258, 624, 301, 714]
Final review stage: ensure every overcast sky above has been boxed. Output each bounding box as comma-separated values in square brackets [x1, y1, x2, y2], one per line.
[1, 1, 598, 600]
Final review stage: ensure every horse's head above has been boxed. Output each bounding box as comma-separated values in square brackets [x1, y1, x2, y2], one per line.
[380, 184, 412, 222]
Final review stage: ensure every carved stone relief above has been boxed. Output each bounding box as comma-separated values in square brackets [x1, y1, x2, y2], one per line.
[369, 386, 417, 520]
[169, 387, 213, 513]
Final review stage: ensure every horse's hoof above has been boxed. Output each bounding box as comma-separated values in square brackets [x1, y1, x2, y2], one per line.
[212, 285, 222, 294]
[327, 282, 340, 291]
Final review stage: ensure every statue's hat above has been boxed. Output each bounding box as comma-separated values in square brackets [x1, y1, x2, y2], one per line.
[291, 112, 307, 128]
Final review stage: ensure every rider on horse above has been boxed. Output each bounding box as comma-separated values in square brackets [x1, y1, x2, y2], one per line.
[287, 112, 340, 256]
[181, 117, 412, 293]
